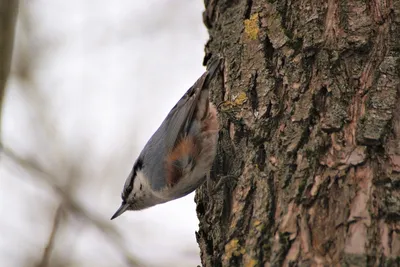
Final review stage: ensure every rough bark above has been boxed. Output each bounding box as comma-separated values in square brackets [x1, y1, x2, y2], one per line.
[196, 1, 400, 266]
[0, 0, 18, 138]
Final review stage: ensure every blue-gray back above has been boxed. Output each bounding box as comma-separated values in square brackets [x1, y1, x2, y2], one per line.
[138, 58, 221, 191]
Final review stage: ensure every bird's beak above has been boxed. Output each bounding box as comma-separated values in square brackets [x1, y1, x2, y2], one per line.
[110, 202, 129, 220]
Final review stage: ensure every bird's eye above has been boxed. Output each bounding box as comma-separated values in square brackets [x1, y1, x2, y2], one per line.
[126, 185, 133, 192]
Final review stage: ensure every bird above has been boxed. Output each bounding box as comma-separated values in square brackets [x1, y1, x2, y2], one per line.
[111, 57, 222, 220]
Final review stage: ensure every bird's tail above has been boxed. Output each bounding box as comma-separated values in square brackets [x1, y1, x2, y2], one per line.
[203, 56, 223, 88]
[195, 56, 223, 121]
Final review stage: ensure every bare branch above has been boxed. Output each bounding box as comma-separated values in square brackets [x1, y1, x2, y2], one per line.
[36, 204, 64, 267]
[1, 145, 143, 267]
[0, 0, 19, 138]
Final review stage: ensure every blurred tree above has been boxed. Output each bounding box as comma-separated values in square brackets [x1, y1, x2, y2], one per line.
[196, 1, 400, 266]
[0, 0, 18, 137]
[1, 2, 143, 266]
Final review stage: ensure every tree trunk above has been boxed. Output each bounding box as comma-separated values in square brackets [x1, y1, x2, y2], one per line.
[0, 0, 18, 138]
[196, 1, 400, 266]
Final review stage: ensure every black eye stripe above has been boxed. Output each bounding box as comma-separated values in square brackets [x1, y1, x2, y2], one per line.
[134, 158, 143, 172]
[122, 157, 144, 202]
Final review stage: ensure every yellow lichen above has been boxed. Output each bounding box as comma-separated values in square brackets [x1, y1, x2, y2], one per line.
[244, 13, 259, 40]
[237, 247, 246, 256]
[253, 220, 264, 232]
[224, 239, 239, 259]
[219, 92, 248, 111]
[253, 220, 261, 227]
[234, 92, 248, 105]
[245, 259, 259, 267]
[224, 238, 245, 260]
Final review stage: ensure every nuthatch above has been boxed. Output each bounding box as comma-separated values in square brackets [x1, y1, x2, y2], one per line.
[111, 57, 222, 220]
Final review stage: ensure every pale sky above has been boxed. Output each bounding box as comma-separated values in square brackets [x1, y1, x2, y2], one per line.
[0, 1, 209, 266]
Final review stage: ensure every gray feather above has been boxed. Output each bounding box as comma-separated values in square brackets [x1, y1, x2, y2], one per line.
[138, 58, 222, 191]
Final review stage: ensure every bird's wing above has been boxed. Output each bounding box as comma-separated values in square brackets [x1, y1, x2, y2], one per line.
[163, 57, 221, 152]
[142, 57, 221, 191]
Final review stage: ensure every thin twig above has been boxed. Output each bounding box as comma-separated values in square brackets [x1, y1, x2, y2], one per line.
[1, 145, 142, 267]
[36, 204, 64, 267]
[0, 0, 19, 140]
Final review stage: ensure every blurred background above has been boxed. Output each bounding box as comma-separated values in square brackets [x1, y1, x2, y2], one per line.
[0, 0, 208, 266]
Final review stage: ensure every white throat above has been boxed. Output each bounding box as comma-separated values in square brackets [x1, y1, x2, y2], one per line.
[126, 170, 165, 210]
